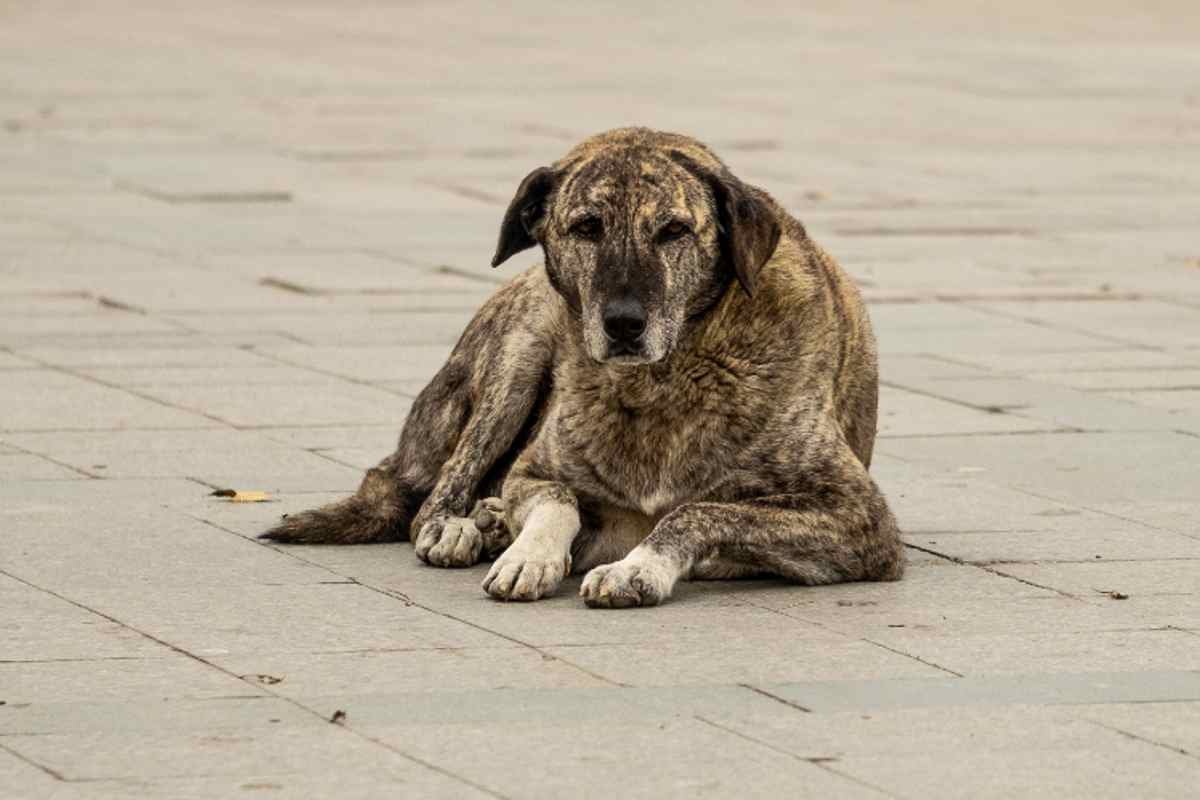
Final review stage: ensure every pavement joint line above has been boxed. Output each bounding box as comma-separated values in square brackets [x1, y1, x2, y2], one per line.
[0, 741, 65, 782]
[192, 515, 627, 688]
[960, 300, 1164, 351]
[0, 565, 510, 798]
[1085, 385, 1200, 392]
[1008, 484, 1200, 541]
[19, 352, 236, 429]
[735, 683, 813, 713]
[861, 639, 965, 678]
[901, 543, 1083, 601]
[745, 598, 966, 677]
[879, 379, 1045, 418]
[247, 345, 416, 398]
[1084, 720, 1198, 761]
[0, 440, 101, 479]
[693, 715, 902, 799]
[879, 427, 1082, 439]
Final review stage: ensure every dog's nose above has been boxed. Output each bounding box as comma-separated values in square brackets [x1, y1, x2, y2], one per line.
[601, 297, 647, 344]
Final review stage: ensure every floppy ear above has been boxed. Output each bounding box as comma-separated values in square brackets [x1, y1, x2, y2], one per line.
[669, 153, 781, 295]
[491, 166, 556, 267]
[707, 172, 781, 296]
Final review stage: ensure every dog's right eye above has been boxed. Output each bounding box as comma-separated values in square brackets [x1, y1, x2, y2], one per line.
[569, 217, 603, 240]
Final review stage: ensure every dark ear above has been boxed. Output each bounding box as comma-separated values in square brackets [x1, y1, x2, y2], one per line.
[670, 153, 781, 295]
[491, 166, 556, 267]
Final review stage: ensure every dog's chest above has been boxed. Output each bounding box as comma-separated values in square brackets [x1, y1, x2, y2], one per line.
[555, 360, 752, 514]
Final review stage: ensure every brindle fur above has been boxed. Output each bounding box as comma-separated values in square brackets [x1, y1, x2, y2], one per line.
[262, 127, 904, 607]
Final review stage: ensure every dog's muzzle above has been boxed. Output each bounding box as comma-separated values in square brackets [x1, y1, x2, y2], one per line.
[601, 297, 647, 357]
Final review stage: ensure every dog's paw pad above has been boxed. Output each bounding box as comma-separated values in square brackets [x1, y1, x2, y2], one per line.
[482, 548, 567, 601]
[471, 497, 513, 559]
[580, 556, 674, 609]
[415, 516, 483, 567]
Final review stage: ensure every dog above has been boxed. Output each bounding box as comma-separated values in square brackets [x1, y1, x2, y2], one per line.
[261, 127, 904, 607]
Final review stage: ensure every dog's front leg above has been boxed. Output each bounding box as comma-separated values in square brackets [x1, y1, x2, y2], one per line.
[581, 460, 904, 608]
[482, 478, 580, 601]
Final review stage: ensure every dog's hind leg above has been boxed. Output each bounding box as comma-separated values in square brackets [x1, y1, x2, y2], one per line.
[260, 268, 555, 549]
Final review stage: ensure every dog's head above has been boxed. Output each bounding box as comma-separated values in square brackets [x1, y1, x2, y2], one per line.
[491, 128, 781, 365]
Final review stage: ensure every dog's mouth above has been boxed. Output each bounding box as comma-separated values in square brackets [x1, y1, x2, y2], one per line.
[598, 339, 668, 366]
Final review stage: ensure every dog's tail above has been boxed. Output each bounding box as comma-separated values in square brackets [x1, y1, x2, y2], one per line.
[258, 463, 422, 545]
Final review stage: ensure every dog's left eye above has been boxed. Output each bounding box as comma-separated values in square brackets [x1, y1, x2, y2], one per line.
[570, 217, 603, 240]
[659, 221, 690, 241]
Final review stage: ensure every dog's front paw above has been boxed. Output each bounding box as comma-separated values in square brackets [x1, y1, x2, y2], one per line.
[471, 497, 513, 559]
[580, 553, 676, 609]
[414, 516, 484, 567]
[482, 547, 569, 601]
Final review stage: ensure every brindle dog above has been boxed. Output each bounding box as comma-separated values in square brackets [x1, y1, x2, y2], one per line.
[262, 127, 904, 607]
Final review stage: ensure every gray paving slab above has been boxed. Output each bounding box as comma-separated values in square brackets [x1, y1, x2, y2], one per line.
[374, 717, 888, 799]
[834, 740, 1200, 800]
[760, 671, 1200, 713]
[878, 431, 1200, 506]
[133, 380, 411, 428]
[866, 628, 1200, 676]
[1074, 700, 1200, 756]
[0, 371, 219, 432]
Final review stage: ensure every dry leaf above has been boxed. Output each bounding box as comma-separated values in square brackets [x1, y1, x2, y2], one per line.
[211, 489, 273, 503]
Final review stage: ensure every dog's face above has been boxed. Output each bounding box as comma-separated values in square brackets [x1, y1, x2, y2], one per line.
[492, 129, 781, 365]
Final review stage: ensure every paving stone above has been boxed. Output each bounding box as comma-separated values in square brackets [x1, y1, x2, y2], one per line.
[1029, 368, 1200, 391]
[134, 380, 411, 428]
[996, 560, 1200, 598]
[1073, 700, 1200, 756]
[761, 670, 1200, 714]
[2, 724, 452, 784]
[77, 581, 511, 657]
[883, 376, 1200, 433]
[878, 431, 1200, 506]
[214, 645, 610, 698]
[1105, 388, 1200, 413]
[0, 351, 36, 368]
[866, 628, 1200, 676]
[74, 364, 336, 388]
[0, 574, 164, 662]
[0, 695, 315, 736]
[834, 738, 1200, 800]
[908, 528, 1200, 564]
[878, 384, 1054, 437]
[4, 427, 362, 487]
[250, 343, 454, 384]
[373, 717, 886, 799]
[0, 453, 84, 480]
[75, 769, 491, 800]
[12, 345, 279, 369]
[0, 656, 260, 706]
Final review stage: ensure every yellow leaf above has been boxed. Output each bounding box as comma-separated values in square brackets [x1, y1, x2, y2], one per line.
[231, 490, 271, 503]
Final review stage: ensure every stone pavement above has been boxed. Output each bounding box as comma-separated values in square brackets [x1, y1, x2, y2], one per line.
[2, 1, 1199, 797]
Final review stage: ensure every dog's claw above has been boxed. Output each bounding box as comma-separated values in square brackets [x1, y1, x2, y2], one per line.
[415, 516, 484, 567]
[580, 555, 675, 609]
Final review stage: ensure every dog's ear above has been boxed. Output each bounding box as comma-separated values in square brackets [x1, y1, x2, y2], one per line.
[670, 153, 780, 295]
[492, 166, 557, 267]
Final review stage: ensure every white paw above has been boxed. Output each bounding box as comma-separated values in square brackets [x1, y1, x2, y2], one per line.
[482, 546, 570, 601]
[580, 553, 677, 609]
[414, 516, 483, 567]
